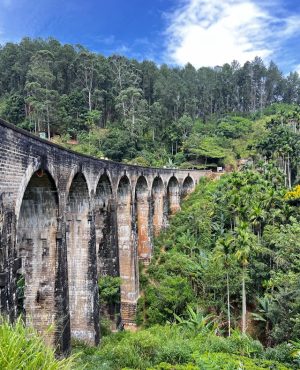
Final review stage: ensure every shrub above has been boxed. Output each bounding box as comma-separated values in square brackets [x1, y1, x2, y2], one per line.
[191, 330, 263, 358]
[193, 352, 291, 370]
[265, 342, 293, 365]
[0, 317, 73, 370]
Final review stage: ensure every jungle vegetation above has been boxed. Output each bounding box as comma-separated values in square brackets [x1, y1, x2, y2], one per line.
[74, 108, 300, 369]
[1, 37, 300, 369]
[1, 37, 300, 169]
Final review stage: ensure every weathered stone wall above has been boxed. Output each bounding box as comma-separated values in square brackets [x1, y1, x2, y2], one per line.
[18, 171, 59, 346]
[0, 118, 211, 352]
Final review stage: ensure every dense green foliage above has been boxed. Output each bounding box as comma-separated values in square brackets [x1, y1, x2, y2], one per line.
[1, 37, 300, 167]
[0, 317, 74, 369]
[141, 167, 300, 344]
[74, 162, 300, 369]
[74, 325, 292, 369]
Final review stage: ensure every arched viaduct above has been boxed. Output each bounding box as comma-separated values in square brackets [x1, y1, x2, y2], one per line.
[0, 118, 210, 353]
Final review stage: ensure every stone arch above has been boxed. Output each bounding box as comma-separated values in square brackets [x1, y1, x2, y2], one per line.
[65, 167, 92, 200]
[95, 173, 112, 204]
[95, 173, 117, 274]
[182, 176, 195, 198]
[66, 172, 99, 344]
[16, 169, 59, 346]
[95, 173, 119, 323]
[151, 176, 165, 236]
[15, 161, 58, 221]
[135, 176, 151, 264]
[117, 175, 138, 328]
[167, 176, 181, 214]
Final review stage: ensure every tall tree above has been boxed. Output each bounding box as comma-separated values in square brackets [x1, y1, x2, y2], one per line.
[25, 49, 57, 137]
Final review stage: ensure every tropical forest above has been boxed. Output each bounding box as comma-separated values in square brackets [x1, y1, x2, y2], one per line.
[1, 37, 300, 369]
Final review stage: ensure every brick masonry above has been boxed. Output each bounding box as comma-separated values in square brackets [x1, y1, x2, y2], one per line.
[0, 118, 211, 352]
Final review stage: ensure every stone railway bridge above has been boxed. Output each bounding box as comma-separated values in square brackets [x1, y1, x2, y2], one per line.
[0, 118, 210, 353]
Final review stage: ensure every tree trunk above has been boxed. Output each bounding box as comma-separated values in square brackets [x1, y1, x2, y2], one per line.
[88, 90, 92, 112]
[287, 155, 291, 189]
[46, 104, 51, 139]
[131, 96, 135, 137]
[242, 266, 247, 334]
[227, 272, 231, 337]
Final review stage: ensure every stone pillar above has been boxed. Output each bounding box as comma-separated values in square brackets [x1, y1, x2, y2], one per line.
[117, 176, 138, 328]
[54, 214, 71, 354]
[0, 194, 18, 322]
[16, 171, 59, 347]
[66, 173, 99, 345]
[136, 177, 151, 265]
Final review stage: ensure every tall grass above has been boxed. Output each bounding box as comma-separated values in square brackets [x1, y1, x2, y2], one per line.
[0, 317, 74, 370]
[73, 324, 292, 370]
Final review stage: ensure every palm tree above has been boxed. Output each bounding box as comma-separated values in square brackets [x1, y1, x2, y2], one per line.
[233, 221, 257, 334]
[214, 234, 234, 336]
[249, 205, 266, 240]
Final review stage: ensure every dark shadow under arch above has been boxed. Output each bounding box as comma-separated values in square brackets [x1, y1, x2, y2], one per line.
[95, 173, 119, 323]
[167, 176, 180, 214]
[135, 176, 151, 263]
[151, 176, 165, 237]
[182, 176, 195, 198]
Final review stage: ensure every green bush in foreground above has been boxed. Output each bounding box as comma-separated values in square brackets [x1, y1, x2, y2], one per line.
[73, 324, 293, 370]
[0, 317, 73, 370]
[193, 352, 290, 370]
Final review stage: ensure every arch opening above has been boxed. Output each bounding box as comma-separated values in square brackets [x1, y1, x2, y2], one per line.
[66, 173, 98, 344]
[16, 170, 59, 346]
[117, 176, 138, 327]
[135, 177, 151, 264]
[151, 176, 165, 237]
[95, 173, 113, 263]
[182, 176, 195, 198]
[95, 174, 119, 324]
[167, 176, 181, 215]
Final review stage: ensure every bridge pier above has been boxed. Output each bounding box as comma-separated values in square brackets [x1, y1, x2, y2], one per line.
[66, 173, 99, 345]
[117, 176, 139, 329]
[16, 171, 59, 347]
[0, 197, 18, 322]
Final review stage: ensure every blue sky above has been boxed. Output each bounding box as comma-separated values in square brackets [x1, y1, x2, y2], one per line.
[1, 0, 300, 73]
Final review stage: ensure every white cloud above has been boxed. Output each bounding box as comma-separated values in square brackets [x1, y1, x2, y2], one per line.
[164, 0, 300, 68]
